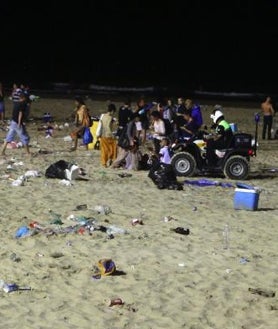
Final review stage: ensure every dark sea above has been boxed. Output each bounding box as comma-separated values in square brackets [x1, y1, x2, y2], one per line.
[5, 80, 277, 109]
[23, 81, 278, 110]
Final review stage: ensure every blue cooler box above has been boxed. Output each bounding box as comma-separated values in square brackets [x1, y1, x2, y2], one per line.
[230, 123, 238, 133]
[234, 188, 260, 211]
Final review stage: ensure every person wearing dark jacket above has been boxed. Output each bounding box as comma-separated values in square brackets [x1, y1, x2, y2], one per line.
[117, 100, 133, 137]
[110, 112, 140, 169]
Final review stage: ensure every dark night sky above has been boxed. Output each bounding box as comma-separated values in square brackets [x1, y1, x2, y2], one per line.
[1, 1, 278, 93]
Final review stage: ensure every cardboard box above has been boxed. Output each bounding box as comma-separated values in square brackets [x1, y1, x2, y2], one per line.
[234, 188, 260, 211]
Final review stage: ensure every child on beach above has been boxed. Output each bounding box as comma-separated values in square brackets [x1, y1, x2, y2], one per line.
[159, 137, 171, 164]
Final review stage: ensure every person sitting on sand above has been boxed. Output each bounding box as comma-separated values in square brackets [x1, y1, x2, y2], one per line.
[111, 112, 140, 169]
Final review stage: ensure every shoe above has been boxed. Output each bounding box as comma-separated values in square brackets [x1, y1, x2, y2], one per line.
[171, 227, 190, 235]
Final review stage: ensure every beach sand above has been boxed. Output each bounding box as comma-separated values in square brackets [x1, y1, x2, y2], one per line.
[0, 96, 277, 329]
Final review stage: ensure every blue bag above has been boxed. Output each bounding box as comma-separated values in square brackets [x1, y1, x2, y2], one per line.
[83, 127, 93, 145]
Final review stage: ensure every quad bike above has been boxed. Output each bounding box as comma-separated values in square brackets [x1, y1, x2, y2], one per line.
[170, 113, 260, 180]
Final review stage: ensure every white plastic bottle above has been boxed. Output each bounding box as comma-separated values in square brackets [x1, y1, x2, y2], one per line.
[106, 225, 127, 236]
[223, 224, 230, 250]
[0, 279, 19, 293]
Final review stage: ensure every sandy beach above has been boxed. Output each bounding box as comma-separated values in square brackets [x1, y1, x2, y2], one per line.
[0, 95, 277, 329]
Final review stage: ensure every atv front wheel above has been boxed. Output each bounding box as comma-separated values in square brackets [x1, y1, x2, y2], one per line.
[223, 155, 249, 180]
[170, 152, 197, 177]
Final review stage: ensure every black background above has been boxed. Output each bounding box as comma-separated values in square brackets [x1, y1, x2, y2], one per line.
[1, 1, 278, 93]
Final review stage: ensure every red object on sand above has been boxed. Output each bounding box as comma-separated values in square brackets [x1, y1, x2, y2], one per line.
[29, 221, 44, 230]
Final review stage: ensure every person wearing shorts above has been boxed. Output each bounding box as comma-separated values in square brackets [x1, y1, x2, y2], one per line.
[1, 93, 31, 156]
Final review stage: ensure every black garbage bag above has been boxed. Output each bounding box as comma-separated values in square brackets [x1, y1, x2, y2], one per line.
[45, 160, 73, 179]
[148, 157, 183, 190]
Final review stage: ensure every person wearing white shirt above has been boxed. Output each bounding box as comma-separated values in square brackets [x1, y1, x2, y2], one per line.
[150, 110, 166, 156]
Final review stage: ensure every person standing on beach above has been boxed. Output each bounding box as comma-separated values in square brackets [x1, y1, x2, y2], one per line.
[20, 83, 32, 121]
[10, 83, 22, 109]
[117, 99, 133, 137]
[69, 96, 91, 151]
[261, 96, 275, 140]
[173, 97, 187, 136]
[96, 103, 118, 167]
[0, 82, 5, 123]
[134, 98, 155, 146]
[1, 92, 31, 156]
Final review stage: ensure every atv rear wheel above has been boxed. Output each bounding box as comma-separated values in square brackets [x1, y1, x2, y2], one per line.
[170, 152, 197, 177]
[223, 155, 249, 180]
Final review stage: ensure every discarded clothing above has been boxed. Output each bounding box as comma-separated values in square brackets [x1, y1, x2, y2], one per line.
[184, 179, 234, 188]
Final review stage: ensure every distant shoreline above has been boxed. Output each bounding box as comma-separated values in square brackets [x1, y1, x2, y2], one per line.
[3, 82, 275, 108]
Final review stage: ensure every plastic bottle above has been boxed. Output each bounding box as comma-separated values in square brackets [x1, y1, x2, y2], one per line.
[106, 225, 128, 236]
[67, 214, 88, 225]
[0, 279, 19, 293]
[223, 224, 230, 250]
[29, 221, 45, 230]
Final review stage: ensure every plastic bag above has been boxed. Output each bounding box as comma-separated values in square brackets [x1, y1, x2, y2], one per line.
[45, 160, 79, 180]
[83, 127, 93, 145]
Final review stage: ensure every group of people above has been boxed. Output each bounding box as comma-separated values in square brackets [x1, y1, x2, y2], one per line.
[68, 95, 262, 170]
[93, 96, 206, 170]
[1, 87, 276, 166]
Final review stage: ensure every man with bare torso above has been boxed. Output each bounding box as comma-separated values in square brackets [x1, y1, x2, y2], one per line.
[261, 96, 275, 140]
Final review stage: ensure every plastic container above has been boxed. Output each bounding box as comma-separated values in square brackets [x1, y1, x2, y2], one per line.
[234, 188, 260, 210]
[230, 123, 238, 133]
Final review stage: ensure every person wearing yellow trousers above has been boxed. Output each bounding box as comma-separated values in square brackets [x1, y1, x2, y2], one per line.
[96, 103, 118, 167]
